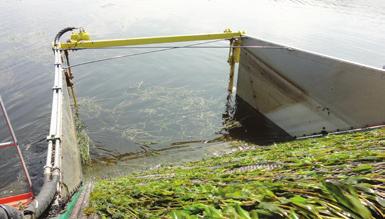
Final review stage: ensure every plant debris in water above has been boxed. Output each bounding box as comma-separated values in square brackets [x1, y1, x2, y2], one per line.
[78, 85, 222, 148]
[75, 117, 91, 165]
[85, 128, 385, 218]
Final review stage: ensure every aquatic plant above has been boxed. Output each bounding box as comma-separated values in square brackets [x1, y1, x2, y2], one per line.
[78, 86, 223, 149]
[75, 117, 91, 165]
[85, 128, 385, 218]
[78, 97, 104, 119]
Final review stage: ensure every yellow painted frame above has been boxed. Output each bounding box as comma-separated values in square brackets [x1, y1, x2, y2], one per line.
[59, 28, 244, 94]
[58, 30, 244, 50]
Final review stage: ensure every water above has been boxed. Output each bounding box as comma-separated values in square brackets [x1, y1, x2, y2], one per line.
[1, 0, 385, 191]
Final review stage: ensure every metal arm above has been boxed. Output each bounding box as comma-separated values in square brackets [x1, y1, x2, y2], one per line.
[58, 29, 244, 50]
[57, 28, 243, 94]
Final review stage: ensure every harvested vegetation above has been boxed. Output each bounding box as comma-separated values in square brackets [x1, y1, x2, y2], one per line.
[85, 128, 385, 218]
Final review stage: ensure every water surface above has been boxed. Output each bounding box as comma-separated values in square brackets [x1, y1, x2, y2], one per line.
[0, 0, 385, 189]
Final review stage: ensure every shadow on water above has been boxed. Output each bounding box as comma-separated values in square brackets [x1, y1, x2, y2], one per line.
[222, 94, 294, 145]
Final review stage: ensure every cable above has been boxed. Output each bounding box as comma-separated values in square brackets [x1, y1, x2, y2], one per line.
[78, 45, 285, 49]
[65, 48, 177, 69]
[63, 40, 286, 69]
[64, 39, 224, 68]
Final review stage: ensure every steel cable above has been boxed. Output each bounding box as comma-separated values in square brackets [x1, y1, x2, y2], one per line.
[63, 40, 285, 69]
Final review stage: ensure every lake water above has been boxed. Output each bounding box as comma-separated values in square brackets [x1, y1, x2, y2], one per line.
[1, 0, 385, 191]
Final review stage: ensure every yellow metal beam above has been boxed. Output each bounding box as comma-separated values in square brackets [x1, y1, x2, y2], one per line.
[227, 38, 241, 93]
[58, 30, 244, 50]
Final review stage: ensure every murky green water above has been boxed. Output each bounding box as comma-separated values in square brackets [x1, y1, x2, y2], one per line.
[1, 0, 385, 188]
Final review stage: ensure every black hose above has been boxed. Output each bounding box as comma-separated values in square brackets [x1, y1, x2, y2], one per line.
[0, 204, 23, 219]
[23, 175, 59, 218]
[53, 27, 77, 46]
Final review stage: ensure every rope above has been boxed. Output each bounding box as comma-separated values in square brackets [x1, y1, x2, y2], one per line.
[63, 40, 286, 69]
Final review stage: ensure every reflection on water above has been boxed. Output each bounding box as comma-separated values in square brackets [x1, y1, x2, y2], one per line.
[1, 0, 385, 184]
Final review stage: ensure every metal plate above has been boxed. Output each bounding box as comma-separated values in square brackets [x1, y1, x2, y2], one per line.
[237, 36, 385, 137]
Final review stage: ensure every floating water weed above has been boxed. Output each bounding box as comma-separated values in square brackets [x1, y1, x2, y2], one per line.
[78, 97, 104, 118]
[79, 86, 222, 149]
[75, 116, 91, 165]
[86, 128, 385, 218]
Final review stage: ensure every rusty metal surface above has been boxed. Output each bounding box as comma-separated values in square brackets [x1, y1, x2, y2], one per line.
[237, 36, 385, 137]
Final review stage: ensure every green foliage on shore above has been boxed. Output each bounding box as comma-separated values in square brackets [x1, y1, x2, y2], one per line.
[85, 128, 385, 218]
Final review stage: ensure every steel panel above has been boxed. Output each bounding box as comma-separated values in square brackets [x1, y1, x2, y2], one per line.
[237, 36, 385, 137]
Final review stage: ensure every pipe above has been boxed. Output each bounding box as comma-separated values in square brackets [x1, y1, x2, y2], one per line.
[23, 27, 76, 219]
[44, 141, 53, 180]
[54, 27, 76, 46]
[0, 205, 23, 219]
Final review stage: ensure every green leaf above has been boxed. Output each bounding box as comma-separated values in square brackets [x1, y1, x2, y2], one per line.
[203, 205, 223, 218]
[290, 195, 307, 205]
[249, 210, 259, 219]
[223, 206, 239, 218]
[258, 202, 284, 215]
[353, 164, 373, 173]
[289, 211, 300, 219]
[323, 180, 372, 219]
[169, 210, 191, 219]
[235, 204, 251, 219]
[375, 196, 385, 208]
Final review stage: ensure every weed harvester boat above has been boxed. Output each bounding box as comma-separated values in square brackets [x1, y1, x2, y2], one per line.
[1, 27, 384, 218]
